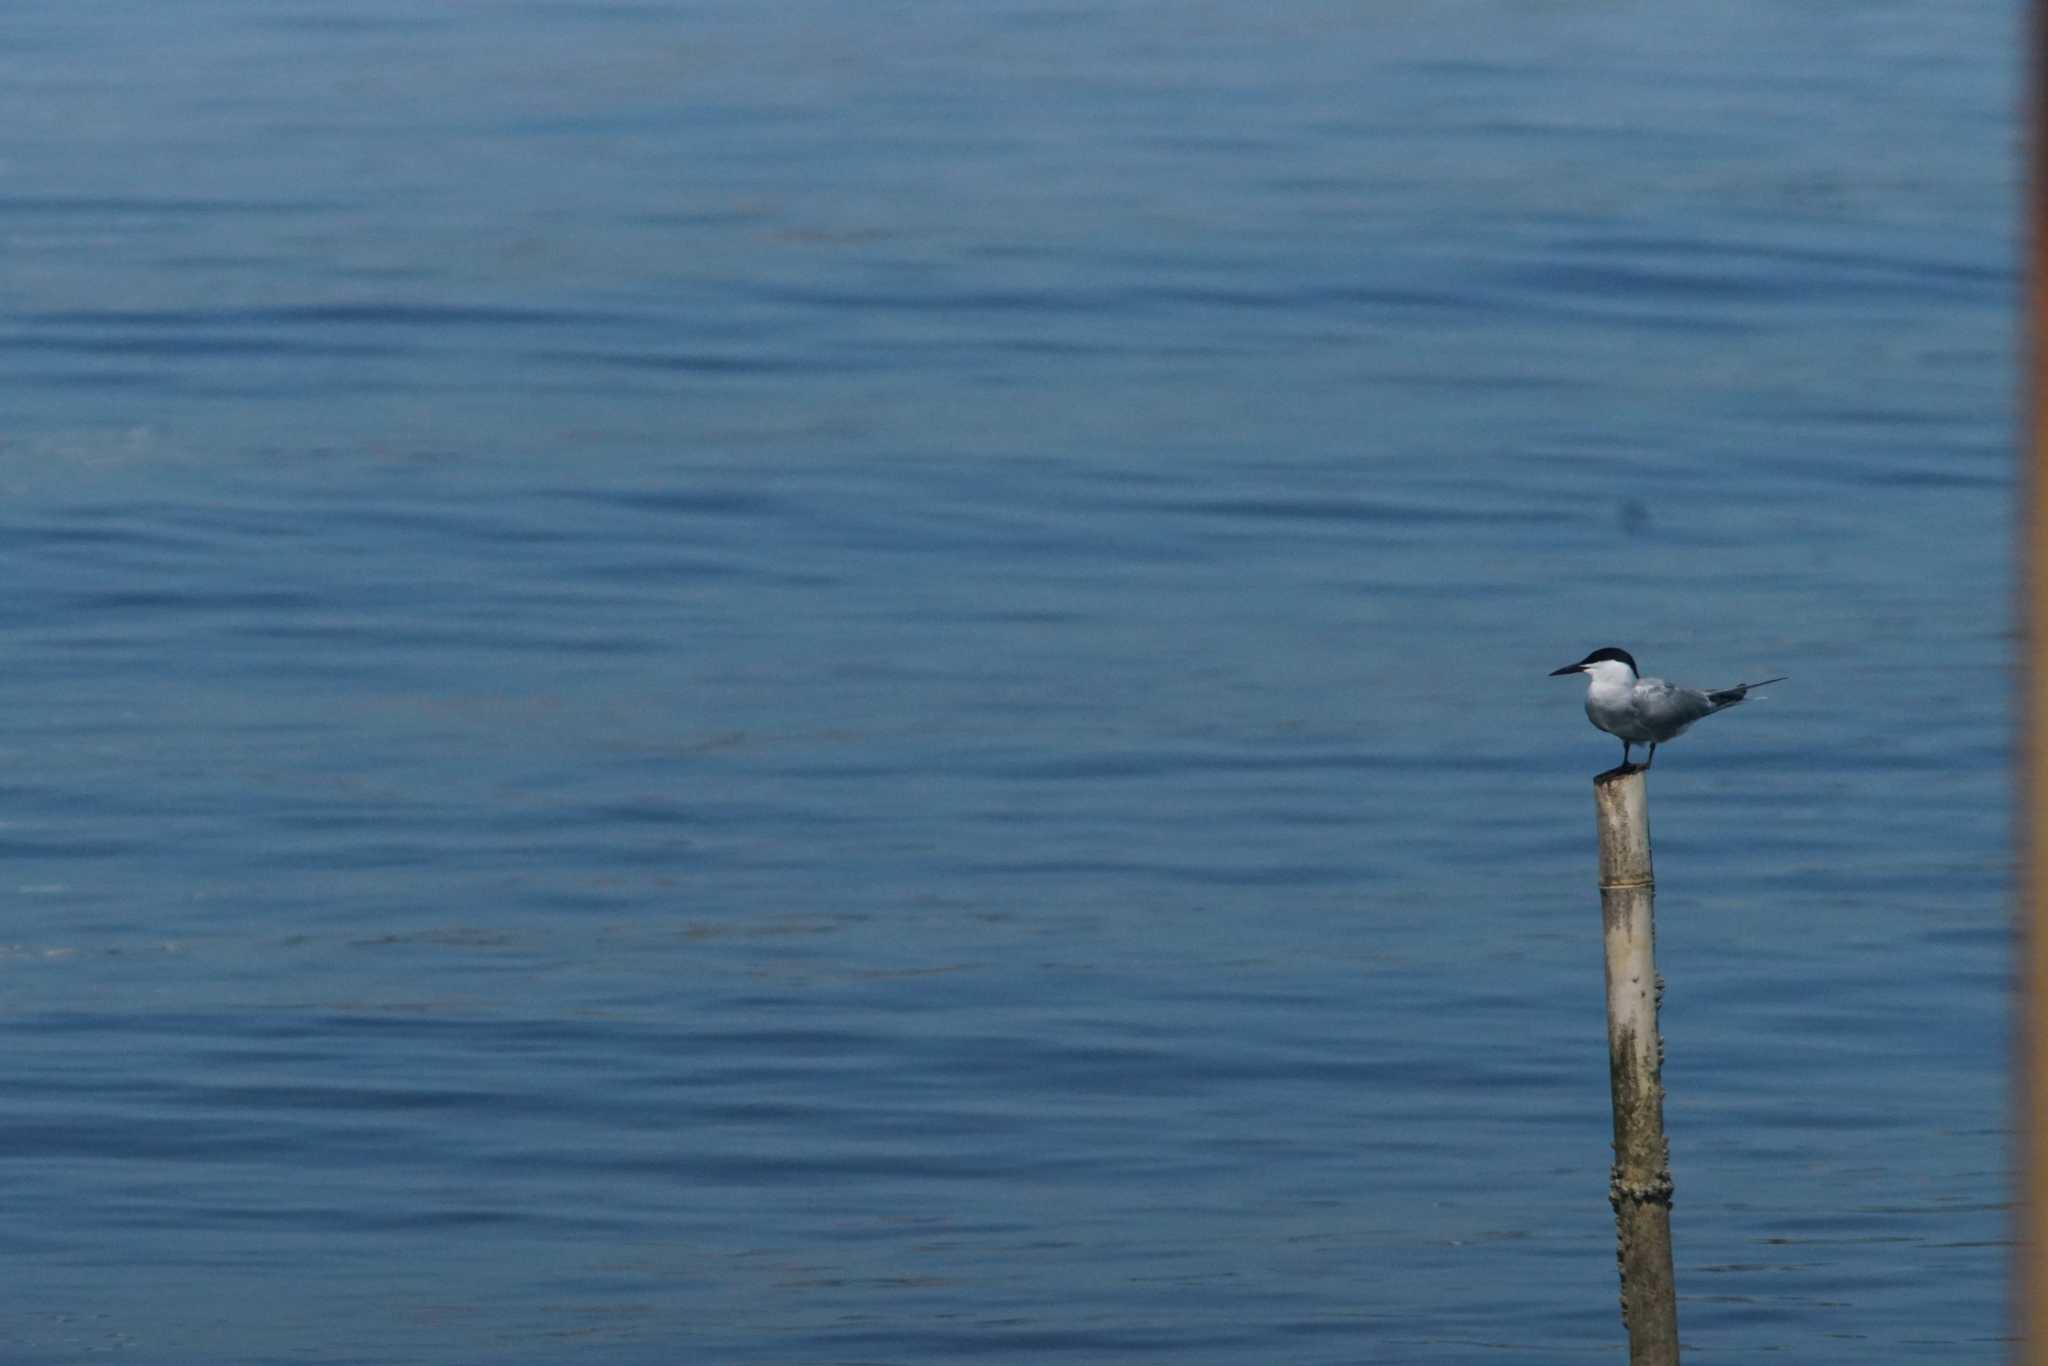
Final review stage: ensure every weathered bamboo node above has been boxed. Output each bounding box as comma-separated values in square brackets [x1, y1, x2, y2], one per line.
[1591, 766, 1679, 1364]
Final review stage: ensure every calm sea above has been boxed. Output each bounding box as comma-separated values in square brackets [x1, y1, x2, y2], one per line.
[0, 1, 2014, 1362]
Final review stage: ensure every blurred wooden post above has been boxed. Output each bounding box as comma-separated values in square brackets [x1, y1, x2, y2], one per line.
[2024, 0, 2048, 1354]
[1593, 768, 1679, 1364]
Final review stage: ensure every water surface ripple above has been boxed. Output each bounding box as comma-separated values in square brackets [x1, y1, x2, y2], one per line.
[0, 1, 2012, 1362]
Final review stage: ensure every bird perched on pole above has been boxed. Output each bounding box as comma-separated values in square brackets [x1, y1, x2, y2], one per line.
[1550, 647, 1785, 771]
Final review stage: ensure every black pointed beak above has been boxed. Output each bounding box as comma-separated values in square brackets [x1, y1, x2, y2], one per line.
[1549, 663, 1585, 676]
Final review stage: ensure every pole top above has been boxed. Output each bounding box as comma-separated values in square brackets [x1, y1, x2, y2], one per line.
[1592, 764, 1653, 885]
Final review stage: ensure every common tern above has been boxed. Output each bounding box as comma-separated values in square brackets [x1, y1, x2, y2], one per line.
[1549, 647, 1785, 770]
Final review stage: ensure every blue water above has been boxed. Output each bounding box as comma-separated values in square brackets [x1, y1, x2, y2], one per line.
[0, 2, 2013, 1361]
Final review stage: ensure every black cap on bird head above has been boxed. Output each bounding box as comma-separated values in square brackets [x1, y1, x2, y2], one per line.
[1549, 646, 1638, 677]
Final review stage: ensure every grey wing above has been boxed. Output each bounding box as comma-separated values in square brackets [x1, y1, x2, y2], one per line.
[1636, 678, 1718, 729]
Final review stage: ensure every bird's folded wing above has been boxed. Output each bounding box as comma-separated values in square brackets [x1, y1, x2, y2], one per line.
[1639, 678, 1717, 723]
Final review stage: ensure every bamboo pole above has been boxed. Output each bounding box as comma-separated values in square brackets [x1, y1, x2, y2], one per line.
[1592, 767, 1679, 1364]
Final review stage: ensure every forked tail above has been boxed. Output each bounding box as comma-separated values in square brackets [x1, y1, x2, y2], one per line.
[1707, 675, 1788, 710]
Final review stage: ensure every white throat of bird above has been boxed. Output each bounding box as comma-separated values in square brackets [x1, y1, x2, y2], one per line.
[1578, 658, 1637, 700]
